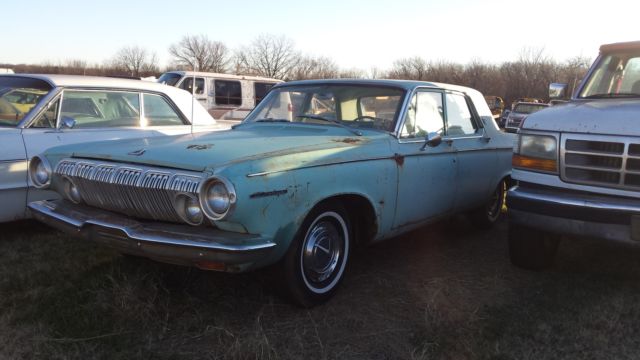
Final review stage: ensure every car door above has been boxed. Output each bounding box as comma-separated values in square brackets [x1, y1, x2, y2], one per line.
[0, 128, 28, 222]
[391, 89, 457, 229]
[443, 91, 496, 211]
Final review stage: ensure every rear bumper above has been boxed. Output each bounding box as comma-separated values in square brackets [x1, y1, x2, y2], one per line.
[29, 200, 277, 272]
[508, 183, 640, 244]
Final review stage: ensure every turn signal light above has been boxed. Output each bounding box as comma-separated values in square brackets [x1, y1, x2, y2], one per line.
[512, 154, 558, 173]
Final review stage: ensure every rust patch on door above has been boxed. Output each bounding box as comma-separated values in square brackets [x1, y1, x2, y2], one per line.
[393, 153, 405, 167]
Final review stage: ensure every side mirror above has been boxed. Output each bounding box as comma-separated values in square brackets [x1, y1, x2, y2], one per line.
[549, 83, 568, 99]
[420, 132, 442, 151]
[59, 116, 76, 129]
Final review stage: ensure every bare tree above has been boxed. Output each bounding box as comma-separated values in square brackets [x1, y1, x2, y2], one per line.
[111, 46, 158, 77]
[236, 34, 297, 79]
[168, 35, 230, 73]
[289, 56, 339, 80]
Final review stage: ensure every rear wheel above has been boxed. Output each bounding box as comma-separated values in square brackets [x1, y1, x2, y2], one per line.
[508, 223, 560, 270]
[282, 202, 350, 308]
[469, 179, 507, 229]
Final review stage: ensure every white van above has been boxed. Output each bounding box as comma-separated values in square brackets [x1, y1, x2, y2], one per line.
[158, 71, 282, 120]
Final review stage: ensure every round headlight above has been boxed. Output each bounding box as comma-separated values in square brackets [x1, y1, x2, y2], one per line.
[29, 156, 52, 189]
[173, 193, 204, 226]
[62, 177, 83, 204]
[199, 177, 236, 221]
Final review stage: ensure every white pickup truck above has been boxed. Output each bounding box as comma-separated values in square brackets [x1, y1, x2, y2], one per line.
[507, 40, 640, 269]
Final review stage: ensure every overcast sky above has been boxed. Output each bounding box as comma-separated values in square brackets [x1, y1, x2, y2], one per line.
[4, 0, 639, 71]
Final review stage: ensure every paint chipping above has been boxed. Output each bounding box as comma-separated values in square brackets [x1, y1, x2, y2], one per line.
[332, 138, 362, 144]
[250, 189, 288, 199]
[187, 144, 214, 150]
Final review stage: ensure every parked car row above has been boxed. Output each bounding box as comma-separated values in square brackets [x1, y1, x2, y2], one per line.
[5, 40, 639, 307]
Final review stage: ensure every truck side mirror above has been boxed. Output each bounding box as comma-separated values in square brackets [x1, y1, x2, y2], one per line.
[549, 83, 568, 99]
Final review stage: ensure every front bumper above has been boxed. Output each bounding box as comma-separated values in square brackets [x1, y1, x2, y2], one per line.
[508, 183, 640, 244]
[29, 200, 277, 272]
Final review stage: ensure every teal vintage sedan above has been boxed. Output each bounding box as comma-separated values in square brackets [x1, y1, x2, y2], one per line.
[28, 80, 514, 307]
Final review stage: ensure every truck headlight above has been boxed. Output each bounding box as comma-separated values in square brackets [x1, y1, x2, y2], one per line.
[29, 156, 52, 189]
[512, 134, 558, 173]
[199, 177, 236, 221]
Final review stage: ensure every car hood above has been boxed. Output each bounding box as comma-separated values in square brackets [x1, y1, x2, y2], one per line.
[522, 99, 640, 136]
[62, 124, 387, 172]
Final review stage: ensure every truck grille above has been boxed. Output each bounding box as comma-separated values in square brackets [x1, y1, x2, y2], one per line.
[55, 158, 205, 223]
[561, 134, 640, 191]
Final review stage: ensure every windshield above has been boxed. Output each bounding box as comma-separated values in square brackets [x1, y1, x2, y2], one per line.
[579, 51, 640, 98]
[513, 103, 548, 114]
[0, 77, 52, 127]
[157, 73, 183, 86]
[244, 84, 406, 132]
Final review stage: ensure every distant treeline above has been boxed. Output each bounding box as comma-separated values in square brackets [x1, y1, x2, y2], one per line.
[1, 35, 591, 106]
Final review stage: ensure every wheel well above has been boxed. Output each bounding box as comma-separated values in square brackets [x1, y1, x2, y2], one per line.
[314, 194, 377, 247]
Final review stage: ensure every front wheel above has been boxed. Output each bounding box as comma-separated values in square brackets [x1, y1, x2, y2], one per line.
[282, 202, 351, 307]
[469, 179, 507, 229]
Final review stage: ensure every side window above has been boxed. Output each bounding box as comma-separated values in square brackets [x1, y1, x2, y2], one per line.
[215, 80, 242, 105]
[254, 82, 275, 105]
[445, 93, 477, 136]
[180, 77, 205, 95]
[143, 94, 185, 126]
[401, 91, 444, 138]
[30, 97, 60, 128]
[61, 91, 140, 128]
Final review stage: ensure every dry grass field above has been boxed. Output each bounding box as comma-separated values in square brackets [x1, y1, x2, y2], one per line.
[1, 216, 640, 360]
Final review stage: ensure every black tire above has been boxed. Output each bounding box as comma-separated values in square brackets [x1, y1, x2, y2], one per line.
[281, 201, 351, 308]
[469, 179, 507, 229]
[508, 223, 560, 270]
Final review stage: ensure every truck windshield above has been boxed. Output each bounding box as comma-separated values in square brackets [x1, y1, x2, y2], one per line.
[243, 84, 405, 133]
[157, 73, 182, 86]
[579, 51, 640, 98]
[0, 77, 52, 127]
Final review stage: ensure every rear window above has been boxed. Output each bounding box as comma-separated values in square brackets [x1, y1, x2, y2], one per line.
[215, 80, 242, 106]
[254, 82, 276, 105]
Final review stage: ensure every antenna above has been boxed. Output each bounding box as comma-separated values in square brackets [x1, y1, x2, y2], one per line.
[191, 64, 196, 135]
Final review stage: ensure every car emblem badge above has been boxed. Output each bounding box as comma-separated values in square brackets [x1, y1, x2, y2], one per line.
[128, 148, 146, 156]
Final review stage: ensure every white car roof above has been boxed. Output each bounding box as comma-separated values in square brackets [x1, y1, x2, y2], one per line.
[1, 74, 216, 126]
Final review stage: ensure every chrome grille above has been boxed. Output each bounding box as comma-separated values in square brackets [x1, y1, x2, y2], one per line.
[561, 134, 640, 191]
[55, 159, 206, 223]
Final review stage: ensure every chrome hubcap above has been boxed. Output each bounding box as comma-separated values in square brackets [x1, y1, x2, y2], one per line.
[303, 220, 342, 283]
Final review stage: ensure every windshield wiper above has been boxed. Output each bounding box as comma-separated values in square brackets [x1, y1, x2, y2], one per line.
[583, 92, 640, 99]
[295, 115, 362, 136]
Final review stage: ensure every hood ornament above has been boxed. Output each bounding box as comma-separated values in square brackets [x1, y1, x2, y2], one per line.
[128, 148, 146, 156]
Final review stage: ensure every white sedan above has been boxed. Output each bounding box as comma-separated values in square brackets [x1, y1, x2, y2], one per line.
[0, 74, 223, 222]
